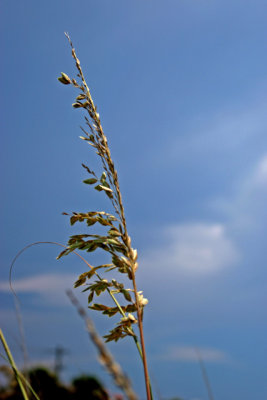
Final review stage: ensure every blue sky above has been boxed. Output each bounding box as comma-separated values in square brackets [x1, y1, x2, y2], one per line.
[1, 1, 267, 399]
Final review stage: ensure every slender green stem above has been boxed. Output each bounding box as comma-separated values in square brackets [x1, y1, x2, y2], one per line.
[0, 352, 41, 400]
[105, 275, 153, 400]
[106, 285, 153, 399]
[16, 372, 41, 400]
[131, 274, 151, 400]
[0, 329, 29, 400]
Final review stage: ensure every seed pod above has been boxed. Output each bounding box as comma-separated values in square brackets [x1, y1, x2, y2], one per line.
[58, 72, 71, 84]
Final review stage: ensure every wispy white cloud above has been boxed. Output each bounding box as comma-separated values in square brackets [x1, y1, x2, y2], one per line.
[142, 223, 239, 275]
[0, 273, 78, 305]
[253, 154, 267, 185]
[161, 345, 228, 363]
[0, 273, 77, 293]
[212, 153, 267, 231]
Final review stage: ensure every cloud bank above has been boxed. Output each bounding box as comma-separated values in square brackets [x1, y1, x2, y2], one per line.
[142, 223, 239, 275]
[161, 345, 228, 363]
[0, 273, 78, 305]
[0, 273, 77, 293]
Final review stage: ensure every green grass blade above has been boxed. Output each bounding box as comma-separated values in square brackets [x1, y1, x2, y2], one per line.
[0, 329, 30, 400]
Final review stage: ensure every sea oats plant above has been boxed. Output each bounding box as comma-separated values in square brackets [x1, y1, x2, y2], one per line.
[57, 34, 152, 400]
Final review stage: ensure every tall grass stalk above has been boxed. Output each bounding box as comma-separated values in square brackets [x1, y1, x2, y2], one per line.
[57, 33, 152, 400]
[0, 329, 30, 400]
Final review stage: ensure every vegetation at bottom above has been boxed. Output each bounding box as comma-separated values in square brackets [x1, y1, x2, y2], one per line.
[0, 366, 109, 400]
[0, 365, 184, 400]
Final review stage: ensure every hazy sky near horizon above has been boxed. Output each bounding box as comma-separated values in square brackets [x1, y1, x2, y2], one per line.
[1, 1, 267, 399]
